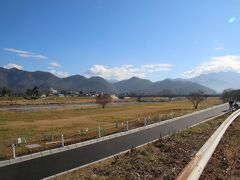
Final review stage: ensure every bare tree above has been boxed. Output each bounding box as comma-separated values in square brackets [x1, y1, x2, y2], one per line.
[96, 93, 113, 109]
[187, 92, 205, 109]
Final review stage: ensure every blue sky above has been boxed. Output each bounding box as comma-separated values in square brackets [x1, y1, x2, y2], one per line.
[0, 0, 240, 81]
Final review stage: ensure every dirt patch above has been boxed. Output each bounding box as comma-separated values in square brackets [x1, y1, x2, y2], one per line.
[56, 114, 239, 180]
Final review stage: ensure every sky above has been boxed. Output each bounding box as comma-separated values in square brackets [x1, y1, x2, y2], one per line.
[0, 0, 240, 81]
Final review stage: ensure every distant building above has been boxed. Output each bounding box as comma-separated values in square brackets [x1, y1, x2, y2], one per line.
[68, 91, 80, 97]
[111, 94, 119, 100]
[58, 94, 65, 97]
[49, 88, 58, 96]
[40, 94, 46, 98]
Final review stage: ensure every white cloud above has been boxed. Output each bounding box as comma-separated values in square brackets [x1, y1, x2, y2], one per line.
[18, 53, 48, 59]
[50, 69, 69, 78]
[214, 40, 224, 50]
[3, 63, 23, 70]
[3, 48, 31, 54]
[3, 48, 47, 60]
[48, 61, 68, 77]
[215, 47, 224, 50]
[183, 55, 240, 78]
[142, 64, 172, 72]
[86, 64, 172, 80]
[49, 62, 61, 68]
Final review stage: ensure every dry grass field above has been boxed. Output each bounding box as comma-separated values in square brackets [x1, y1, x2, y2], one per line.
[0, 97, 221, 159]
[0, 96, 96, 105]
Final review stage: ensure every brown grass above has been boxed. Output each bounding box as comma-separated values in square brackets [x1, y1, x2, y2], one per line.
[0, 98, 221, 159]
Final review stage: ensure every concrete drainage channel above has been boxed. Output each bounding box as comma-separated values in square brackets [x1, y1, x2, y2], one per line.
[176, 109, 240, 179]
[0, 103, 227, 168]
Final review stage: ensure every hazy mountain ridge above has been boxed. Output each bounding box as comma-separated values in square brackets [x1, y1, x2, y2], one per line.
[144, 79, 215, 95]
[190, 72, 240, 93]
[0, 67, 216, 95]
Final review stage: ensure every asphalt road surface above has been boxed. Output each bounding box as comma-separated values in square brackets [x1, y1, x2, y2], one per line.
[0, 104, 228, 180]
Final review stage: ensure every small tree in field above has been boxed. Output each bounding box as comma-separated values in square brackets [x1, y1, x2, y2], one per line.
[187, 92, 205, 109]
[32, 86, 39, 99]
[96, 94, 113, 109]
[25, 86, 39, 99]
[26, 89, 33, 97]
[1, 87, 11, 97]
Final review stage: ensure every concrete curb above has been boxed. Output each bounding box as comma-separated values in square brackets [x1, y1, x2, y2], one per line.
[0, 103, 227, 168]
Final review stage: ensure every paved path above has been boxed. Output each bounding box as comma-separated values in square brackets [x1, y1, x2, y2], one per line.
[0, 104, 228, 180]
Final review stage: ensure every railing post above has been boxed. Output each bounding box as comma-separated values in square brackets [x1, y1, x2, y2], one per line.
[98, 126, 101, 138]
[115, 122, 119, 128]
[144, 117, 147, 126]
[12, 144, 16, 159]
[126, 121, 129, 131]
[158, 113, 161, 122]
[61, 134, 64, 147]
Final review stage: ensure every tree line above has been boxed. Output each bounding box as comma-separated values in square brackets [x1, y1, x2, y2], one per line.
[0, 86, 39, 99]
[222, 89, 240, 102]
[1, 85, 240, 110]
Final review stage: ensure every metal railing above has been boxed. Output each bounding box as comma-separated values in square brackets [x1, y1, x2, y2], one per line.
[0, 111, 182, 160]
[176, 109, 240, 180]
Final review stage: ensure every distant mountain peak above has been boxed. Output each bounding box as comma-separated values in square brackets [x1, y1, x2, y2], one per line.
[129, 76, 140, 80]
[8, 67, 21, 71]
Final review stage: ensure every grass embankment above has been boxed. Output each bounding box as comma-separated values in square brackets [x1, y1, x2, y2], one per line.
[56, 113, 239, 180]
[0, 98, 221, 159]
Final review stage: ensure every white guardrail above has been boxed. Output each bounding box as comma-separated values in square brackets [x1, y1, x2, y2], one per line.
[176, 109, 240, 180]
[0, 103, 227, 168]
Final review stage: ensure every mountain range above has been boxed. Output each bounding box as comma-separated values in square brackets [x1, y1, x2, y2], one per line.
[2, 67, 239, 95]
[112, 77, 215, 95]
[190, 72, 240, 93]
[0, 68, 116, 93]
